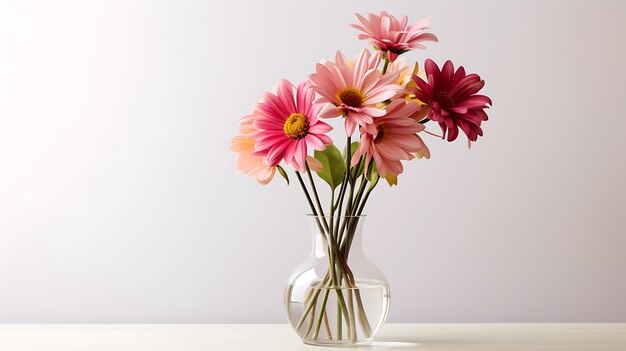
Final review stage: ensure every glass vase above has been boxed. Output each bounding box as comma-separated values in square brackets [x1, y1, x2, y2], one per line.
[284, 215, 390, 346]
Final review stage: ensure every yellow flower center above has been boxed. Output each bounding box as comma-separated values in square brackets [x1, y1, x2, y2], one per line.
[283, 113, 309, 140]
[337, 87, 366, 108]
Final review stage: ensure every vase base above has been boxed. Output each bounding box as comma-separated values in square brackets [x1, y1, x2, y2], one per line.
[303, 338, 373, 347]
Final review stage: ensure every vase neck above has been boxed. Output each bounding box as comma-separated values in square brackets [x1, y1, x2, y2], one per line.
[309, 216, 366, 258]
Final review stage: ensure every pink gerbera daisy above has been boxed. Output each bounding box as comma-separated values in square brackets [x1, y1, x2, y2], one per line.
[411, 59, 492, 142]
[308, 49, 403, 136]
[252, 79, 332, 172]
[350, 11, 438, 62]
[351, 100, 429, 184]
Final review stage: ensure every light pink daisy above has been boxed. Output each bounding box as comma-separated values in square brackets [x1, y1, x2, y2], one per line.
[350, 11, 438, 62]
[252, 79, 332, 172]
[230, 112, 276, 185]
[351, 100, 429, 184]
[308, 49, 403, 136]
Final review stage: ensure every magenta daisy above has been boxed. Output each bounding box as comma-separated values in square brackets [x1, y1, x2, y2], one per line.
[308, 49, 403, 136]
[252, 79, 333, 172]
[411, 59, 492, 142]
[350, 11, 438, 62]
[351, 100, 429, 184]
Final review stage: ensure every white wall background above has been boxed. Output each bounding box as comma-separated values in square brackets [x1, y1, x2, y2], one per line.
[1, 0, 625, 323]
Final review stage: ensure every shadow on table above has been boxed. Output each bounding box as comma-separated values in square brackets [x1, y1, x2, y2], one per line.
[350, 338, 425, 349]
[366, 337, 469, 350]
[368, 337, 508, 350]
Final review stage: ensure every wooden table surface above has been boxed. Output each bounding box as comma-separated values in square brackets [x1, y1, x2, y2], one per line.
[0, 324, 624, 350]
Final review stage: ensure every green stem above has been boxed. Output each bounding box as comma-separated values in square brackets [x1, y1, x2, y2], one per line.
[342, 177, 380, 259]
[340, 176, 368, 254]
[351, 156, 364, 181]
[349, 176, 367, 217]
[295, 274, 330, 331]
[346, 136, 352, 186]
[333, 138, 352, 245]
[346, 289, 357, 341]
[295, 171, 325, 233]
[356, 178, 379, 216]
[305, 162, 329, 234]
[382, 58, 390, 74]
[333, 169, 349, 210]
[334, 287, 352, 332]
[333, 183, 346, 237]
[354, 290, 373, 337]
[331, 169, 378, 340]
[343, 136, 355, 245]
[296, 237, 354, 335]
[312, 288, 331, 340]
[293, 171, 351, 335]
[329, 186, 335, 250]
[323, 308, 333, 340]
[294, 151, 374, 341]
[304, 299, 316, 338]
[337, 300, 343, 340]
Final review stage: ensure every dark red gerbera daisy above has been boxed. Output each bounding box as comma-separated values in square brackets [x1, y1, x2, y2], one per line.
[411, 59, 492, 142]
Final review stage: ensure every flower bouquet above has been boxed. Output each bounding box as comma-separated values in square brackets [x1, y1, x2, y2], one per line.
[231, 11, 492, 346]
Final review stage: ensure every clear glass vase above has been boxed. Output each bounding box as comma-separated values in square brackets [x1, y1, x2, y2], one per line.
[284, 215, 390, 346]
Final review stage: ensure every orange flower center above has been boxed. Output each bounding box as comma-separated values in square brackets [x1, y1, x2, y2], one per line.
[337, 87, 366, 108]
[437, 91, 455, 109]
[283, 113, 309, 140]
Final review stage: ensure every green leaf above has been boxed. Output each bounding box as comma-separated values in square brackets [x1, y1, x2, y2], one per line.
[314, 144, 345, 189]
[365, 160, 379, 184]
[276, 165, 289, 185]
